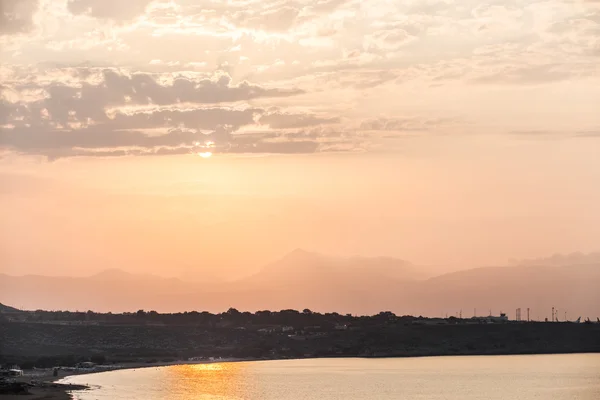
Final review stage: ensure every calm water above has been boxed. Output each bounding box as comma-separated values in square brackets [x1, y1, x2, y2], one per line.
[62, 354, 600, 400]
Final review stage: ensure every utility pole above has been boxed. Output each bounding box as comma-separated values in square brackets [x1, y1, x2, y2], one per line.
[527, 308, 530, 322]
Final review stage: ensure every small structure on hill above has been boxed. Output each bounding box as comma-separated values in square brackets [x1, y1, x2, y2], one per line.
[0, 365, 24, 377]
[471, 313, 509, 324]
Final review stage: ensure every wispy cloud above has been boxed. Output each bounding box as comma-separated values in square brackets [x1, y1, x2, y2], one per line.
[1, 0, 599, 158]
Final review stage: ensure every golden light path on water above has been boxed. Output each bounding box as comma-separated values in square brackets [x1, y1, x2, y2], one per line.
[161, 363, 258, 399]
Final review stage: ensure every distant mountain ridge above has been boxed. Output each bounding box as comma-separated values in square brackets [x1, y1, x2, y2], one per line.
[242, 249, 423, 288]
[510, 252, 600, 267]
[1, 250, 599, 319]
[91, 268, 180, 282]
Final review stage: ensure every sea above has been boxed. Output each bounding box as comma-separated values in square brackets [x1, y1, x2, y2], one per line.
[61, 354, 600, 399]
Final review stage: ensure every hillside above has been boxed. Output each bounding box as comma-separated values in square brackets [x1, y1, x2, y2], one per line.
[408, 264, 600, 319]
[239, 249, 422, 288]
[3, 316, 600, 367]
[0, 302, 21, 313]
[0, 252, 599, 318]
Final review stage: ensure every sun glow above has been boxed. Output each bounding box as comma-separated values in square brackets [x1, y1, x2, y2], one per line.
[189, 363, 225, 372]
[198, 152, 212, 158]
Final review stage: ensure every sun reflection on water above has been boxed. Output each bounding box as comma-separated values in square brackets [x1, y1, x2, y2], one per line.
[163, 363, 254, 400]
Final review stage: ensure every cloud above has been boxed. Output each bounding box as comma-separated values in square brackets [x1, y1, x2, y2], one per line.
[0, 0, 39, 36]
[0, 121, 339, 159]
[41, 69, 301, 112]
[0, 62, 357, 159]
[39, 139, 323, 160]
[1, 68, 303, 128]
[1, 105, 256, 145]
[67, 0, 154, 22]
[507, 129, 600, 139]
[471, 64, 574, 85]
[63, 0, 350, 32]
[226, 140, 320, 154]
[2, 0, 599, 161]
[575, 130, 600, 138]
[359, 117, 454, 132]
[365, 28, 416, 51]
[0, 99, 14, 124]
[0, 88, 355, 158]
[233, 5, 301, 32]
[259, 111, 340, 129]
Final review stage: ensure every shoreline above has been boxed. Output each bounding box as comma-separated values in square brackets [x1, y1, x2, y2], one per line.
[54, 349, 600, 386]
[2, 358, 250, 400]
[4, 351, 599, 399]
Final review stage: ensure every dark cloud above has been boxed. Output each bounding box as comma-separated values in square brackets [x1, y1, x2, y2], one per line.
[1, 124, 330, 160]
[0, 99, 13, 124]
[0, 107, 256, 151]
[25, 70, 302, 125]
[0, 0, 39, 36]
[0, 102, 354, 158]
[0, 63, 353, 159]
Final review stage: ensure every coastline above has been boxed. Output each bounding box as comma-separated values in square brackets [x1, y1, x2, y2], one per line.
[4, 351, 599, 399]
[1, 379, 88, 400]
[2, 358, 246, 400]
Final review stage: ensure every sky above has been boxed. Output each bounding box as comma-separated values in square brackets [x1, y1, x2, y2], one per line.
[1, 0, 600, 280]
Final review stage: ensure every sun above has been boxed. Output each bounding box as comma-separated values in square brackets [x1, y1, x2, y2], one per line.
[198, 152, 212, 158]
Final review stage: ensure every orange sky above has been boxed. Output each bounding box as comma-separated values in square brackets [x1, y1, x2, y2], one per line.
[2, 133, 600, 280]
[1, 0, 600, 280]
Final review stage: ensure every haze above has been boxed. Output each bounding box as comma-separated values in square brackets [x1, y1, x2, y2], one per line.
[1, 1, 600, 309]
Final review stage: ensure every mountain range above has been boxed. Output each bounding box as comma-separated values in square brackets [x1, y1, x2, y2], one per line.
[1, 249, 599, 319]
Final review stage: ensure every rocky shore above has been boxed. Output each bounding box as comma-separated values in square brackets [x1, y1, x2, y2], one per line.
[0, 377, 88, 399]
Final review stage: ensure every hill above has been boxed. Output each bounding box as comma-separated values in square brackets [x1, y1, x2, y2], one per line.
[409, 264, 600, 319]
[0, 251, 598, 318]
[0, 302, 21, 313]
[239, 249, 422, 288]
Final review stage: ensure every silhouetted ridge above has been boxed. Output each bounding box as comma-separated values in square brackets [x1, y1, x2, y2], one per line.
[0, 253, 599, 316]
[0, 302, 21, 312]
